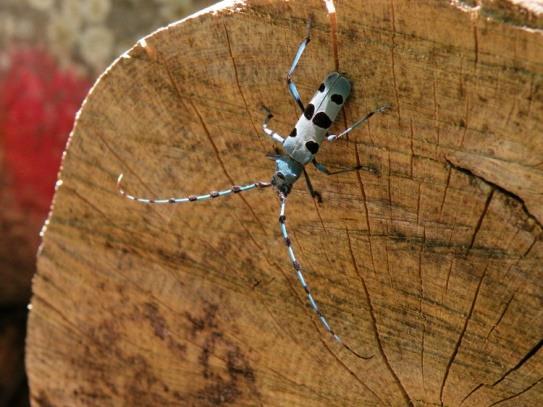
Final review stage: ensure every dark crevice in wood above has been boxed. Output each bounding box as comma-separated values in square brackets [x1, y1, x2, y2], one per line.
[484, 293, 515, 342]
[409, 119, 415, 178]
[444, 257, 455, 294]
[460, 382, 483, 405]
[438, 167, 452, 221]
[460, 93, 470, 148]
[432, 73, 440, 152]
[418, 225, 427, 394]
[446, 158, 543, 231]
[468, 188, 495, 252]
[416, 182, 422, 225]
[488, 377, 543, 407]
[222, 23, 264, 149]
[491, 339, 543, 387]
[389, 0, 402, 125]
[355, 167, 378, 274]
[473, 25, 479, 67]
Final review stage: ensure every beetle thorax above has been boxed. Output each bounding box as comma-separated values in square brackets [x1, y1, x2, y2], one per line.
[271, 156, 304, 196]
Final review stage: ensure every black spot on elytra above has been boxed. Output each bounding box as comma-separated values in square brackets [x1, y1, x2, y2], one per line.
[331, 94, 343, 104]
[305, 141, 320, 154]
[318, 83, 325, 92]
[304, 103, 315, 120]
[289, 127, 297, 137]
[312, 112, 332, 128]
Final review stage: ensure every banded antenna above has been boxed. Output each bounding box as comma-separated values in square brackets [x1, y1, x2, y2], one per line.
[278, 193, 372, 360]
[117, 174, 272, 204]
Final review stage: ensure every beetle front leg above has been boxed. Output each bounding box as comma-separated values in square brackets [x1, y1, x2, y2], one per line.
[287, 16, 313, 113]
[261, 106, 285, 145]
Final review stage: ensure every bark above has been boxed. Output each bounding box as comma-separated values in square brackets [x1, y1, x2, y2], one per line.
[26, 0, 543, 405]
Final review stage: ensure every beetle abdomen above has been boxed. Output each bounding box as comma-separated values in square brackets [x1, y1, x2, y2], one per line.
[283, 72, 351, 164]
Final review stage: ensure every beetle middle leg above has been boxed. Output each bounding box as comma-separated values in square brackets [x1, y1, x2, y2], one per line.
[313, 158, 378, 176]
[327, 104, 390, 142]
[303, 168, 322, 203]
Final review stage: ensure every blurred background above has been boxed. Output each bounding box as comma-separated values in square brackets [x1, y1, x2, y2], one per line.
[0, 1, 214, 405]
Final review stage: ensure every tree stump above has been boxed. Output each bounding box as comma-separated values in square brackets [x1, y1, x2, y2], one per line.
[26, 0, 543, 405]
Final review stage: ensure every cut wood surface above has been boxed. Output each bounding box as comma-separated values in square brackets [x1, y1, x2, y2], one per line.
[27, 0, 543, 405]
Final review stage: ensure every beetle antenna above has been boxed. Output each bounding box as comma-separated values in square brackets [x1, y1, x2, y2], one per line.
[117, 173, 271, 204]
[278, 193, 373, 360]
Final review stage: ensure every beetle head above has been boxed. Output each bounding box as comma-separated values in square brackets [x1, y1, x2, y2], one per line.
[271, 156, 303, 196]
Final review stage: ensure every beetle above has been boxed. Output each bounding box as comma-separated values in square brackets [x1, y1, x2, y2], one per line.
[118, 17, 388, 359]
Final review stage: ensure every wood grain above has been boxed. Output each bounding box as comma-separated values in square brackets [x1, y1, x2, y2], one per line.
[27, 0, 542, 405]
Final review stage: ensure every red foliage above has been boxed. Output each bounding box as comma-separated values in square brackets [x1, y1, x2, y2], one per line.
[0, 47, 92, 220]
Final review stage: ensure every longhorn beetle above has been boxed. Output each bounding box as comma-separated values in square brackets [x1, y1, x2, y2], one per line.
[117, 17, 389, 359]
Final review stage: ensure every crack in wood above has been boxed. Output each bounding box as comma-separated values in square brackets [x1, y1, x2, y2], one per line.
[438, 166, 452, 221]
[416, 182, 422, 225]
[460, 94, 470, 148]
[439, 264, 488, 405]
[460, 382, 483, 405]
[484, 293, 515, 342]
[473, 25, 479, 67]
[389, 0, 402, 125]
[492, 339, 543, 387]
[445, 158, 543, 230]
[222, 23, 265, 149]
[409, 119, 415, 178]
[444, 256, 455, 294]
[468, 188, 495, 252]
[487, 377, 543, 407]
[433, 72, 440, 153]
[418, 225, 427, 396]
[355, 164, 378, 274]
